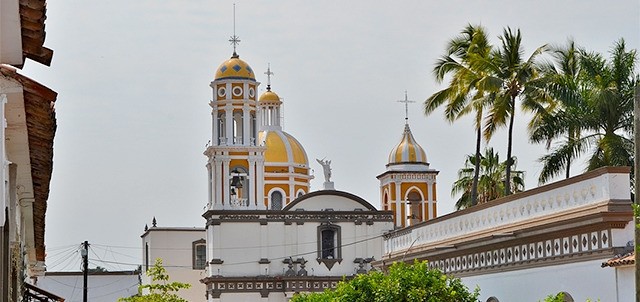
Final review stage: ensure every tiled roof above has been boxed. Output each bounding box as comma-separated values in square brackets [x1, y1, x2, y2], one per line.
[601, 251, 635, 268]
[0, 65, 57, 261]
[19, 0, 53, 66]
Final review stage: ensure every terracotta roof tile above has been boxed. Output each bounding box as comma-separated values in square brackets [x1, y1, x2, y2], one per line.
[602, 251, 635, 268]
[19, 0, 53, 67]
[0, 65, 57, 261]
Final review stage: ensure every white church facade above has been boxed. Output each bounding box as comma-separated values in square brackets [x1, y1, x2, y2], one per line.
[139, 35, 635, 302]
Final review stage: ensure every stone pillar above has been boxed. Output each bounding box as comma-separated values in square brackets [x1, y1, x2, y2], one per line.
[211, 103, 218, 146]
[242, 103, 250, 145]
[222, 157, 231, 208]
[394, 182, 402, 227]
[248, 155, 256, 209]
[256, 158, 266, 209]
[225, 104, 233, 145]
[214, 158, 223, 209]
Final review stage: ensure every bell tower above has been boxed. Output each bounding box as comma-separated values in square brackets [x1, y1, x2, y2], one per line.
[377, 92, 438, 227]
[204, 33, 266, 210]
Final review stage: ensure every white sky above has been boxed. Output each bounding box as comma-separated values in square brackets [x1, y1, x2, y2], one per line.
[23, 0, 639, 271]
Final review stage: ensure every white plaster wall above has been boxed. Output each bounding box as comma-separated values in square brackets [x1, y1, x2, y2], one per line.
[214, 219, 390, 277]
[462, 259, 621, 302]
[142, 228, 207, 302]
[614, 266, 634, 302]
[287, 195, 370, 211]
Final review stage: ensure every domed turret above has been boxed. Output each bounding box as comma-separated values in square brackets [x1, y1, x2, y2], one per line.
[215, 54, 256, 81]
[387, 123, 429, 167]
[259, 131, 308, 167]
[378, 92, 438, 228]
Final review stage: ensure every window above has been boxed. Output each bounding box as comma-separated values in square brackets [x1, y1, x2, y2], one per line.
[270, 191, 283, 210]
[321, 230, 336, 259]
[407, 190, 423, 223]
[486, 297, 499, 302]
[317, 224, 342, 270]
[192, 239, 206, 270]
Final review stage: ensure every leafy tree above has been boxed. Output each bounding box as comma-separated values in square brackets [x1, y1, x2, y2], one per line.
[290, 261, 479, 302]
[118, 258, 191, 302]
[479, 27, 548, 196]
[529, 40, 585, 184]
[425, 24, 492, 207]
[530, 39, 637, 183]
[452, 147, 525, 209]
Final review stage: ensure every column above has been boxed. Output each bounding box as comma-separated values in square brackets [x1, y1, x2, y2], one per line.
[248, 156, 256, 209]
[207, 163, 212, 209]
[211, 104, 218, 146]
[242, 104, 250, 145]
[225, 104, 233, 145]
[214, 158, 223, 209]
[394, 182, 402, 227]
[222, 157, 231, 207]
[256, 158, 265, 209]
[256, 105, 263, 131]
[427, 181, 434, 220]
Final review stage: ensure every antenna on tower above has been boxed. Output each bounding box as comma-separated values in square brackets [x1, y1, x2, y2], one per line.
[397, 90, 415, 124]
[264, 63, 274, 91]
[229, 3, 241, 56]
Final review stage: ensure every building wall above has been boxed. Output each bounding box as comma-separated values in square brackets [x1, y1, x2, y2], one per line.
[141, 228, 207, 302]
[463, 259, 619, 302]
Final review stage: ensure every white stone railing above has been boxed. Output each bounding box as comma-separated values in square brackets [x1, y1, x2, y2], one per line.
[384, 168, 630, 255]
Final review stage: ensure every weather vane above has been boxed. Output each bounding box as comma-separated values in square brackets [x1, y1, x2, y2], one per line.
[264, 63, 274, 90]
[229, 4, 241, 55]
[397, 90, 415, 123]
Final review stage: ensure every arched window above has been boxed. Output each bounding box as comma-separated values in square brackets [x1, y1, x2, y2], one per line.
[317, 223, 342, 270]
[233, 111, 243, 144]
[486, 297, 499, 302]
[407, 190, 423, 224]
[270, 191, 283, 210]
[192, 239, 206, 270]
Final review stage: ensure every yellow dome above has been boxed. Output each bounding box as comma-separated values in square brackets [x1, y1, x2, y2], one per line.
[214, 55, 255, 80]
[259, 130, 308, 166]
[388, 124, 428, 165]
[259, 90, 282, 104]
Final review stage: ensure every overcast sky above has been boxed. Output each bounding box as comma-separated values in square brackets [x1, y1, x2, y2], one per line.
[23, 0, 639, 271]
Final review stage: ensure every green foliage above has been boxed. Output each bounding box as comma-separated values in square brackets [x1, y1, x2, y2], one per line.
[530, 39, 637, 184]
[290, 261, 479, 302]
[452, 147, 524, 209]
[118, 259, 191, 302]
[542, 292, 565, 302]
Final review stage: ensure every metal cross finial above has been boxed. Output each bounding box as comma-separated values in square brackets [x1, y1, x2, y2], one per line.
[264, 63, 274, 90]
[397, 90, 415, 123]
[229, 4, 240, 55]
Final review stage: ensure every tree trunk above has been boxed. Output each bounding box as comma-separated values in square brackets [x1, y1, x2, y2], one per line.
[471, 127, 481, 206]
[505, 96, 516, 196]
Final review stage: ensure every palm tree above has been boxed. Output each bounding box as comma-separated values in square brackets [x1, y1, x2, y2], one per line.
[580, 39, 637, 170]
[529, 40, 586, 183]
[425, 24, 492, 206]
[451, 147, 524, 210]
[479, 28, 548, 195]
[530, 39, 637, 183]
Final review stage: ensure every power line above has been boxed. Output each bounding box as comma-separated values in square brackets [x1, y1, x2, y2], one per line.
[88, 232, 385, 269]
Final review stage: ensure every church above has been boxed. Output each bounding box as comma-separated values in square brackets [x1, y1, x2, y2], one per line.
[140, 34, 635, 302]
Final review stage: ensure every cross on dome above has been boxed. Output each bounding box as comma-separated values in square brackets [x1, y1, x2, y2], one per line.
[228, 4, 241, 56]
[264, 64, 274, 91]
[397, 91, 415, 124]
